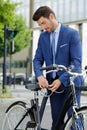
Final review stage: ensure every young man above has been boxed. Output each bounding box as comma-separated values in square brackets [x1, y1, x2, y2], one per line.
[32, 6, 84, 129]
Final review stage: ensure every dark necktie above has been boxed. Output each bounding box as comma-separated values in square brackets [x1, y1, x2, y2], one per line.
[51, 32, 56, 78]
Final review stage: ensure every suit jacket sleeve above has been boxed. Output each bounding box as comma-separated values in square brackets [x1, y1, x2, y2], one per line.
[33, 34, 44, 78]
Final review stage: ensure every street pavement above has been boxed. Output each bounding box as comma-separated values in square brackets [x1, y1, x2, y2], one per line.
[0, 85, 87, 130]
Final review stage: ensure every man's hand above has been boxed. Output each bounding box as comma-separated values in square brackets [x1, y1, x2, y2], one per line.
[49, 79, 61, 92]
[37, 76, 49, 88]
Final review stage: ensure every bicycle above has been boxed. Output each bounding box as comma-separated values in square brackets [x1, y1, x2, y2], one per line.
[2, 64, 87, 130]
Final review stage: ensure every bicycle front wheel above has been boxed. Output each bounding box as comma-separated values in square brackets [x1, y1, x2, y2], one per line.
[2, 101, 35, 130]
[64, 106, 87, 130]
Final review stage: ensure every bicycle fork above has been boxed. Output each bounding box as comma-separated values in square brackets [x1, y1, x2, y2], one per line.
[71, 106, 84, 130]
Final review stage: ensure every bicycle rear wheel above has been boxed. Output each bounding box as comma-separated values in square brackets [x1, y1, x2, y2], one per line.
[2, 101, 35, 130]
[64, 106, 87, 130]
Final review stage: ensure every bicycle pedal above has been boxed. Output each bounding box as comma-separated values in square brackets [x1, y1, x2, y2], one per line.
[26, 121, 36, 128]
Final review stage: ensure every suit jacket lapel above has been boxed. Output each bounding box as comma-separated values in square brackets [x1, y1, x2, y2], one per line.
[55, 24, 65, 57]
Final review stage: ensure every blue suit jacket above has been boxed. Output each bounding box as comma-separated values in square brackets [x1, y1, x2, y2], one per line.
[33, 24, 84, 87]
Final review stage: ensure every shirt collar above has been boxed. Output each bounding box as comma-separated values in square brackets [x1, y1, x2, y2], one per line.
[54, 23, 61, 33]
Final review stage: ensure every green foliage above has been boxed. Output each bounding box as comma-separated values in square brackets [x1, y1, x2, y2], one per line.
[0, 86, 13, 98]
[0, 0, 18, 42]
[12, 15, 32, 53]
[0, 0, 32, 57]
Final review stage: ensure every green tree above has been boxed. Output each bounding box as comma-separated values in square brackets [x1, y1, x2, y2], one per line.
[0, 0, 32, 57]
[11, 15, 32, 53]
[7, 15, 32, 55]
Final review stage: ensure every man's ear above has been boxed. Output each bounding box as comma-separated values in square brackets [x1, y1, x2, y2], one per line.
[49, 13, 54, 19]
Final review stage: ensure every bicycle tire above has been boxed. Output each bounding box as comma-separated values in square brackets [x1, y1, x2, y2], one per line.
[64, 106, 87, 130]
[2, 101, 35, 130]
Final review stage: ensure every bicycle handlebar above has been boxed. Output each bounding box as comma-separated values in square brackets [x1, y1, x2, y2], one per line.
[40, 64, 85, 77]
[40, 64, 57, 71]
[40, 64, 74, 71]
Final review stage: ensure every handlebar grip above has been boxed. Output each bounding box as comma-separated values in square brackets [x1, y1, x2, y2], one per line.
[40, 64, 56, 71]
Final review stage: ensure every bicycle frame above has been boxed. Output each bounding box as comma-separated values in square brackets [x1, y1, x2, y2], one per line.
[53, 75, 81, 130]
[4, 83, 86, 130]
[25, 65, 84, 130]
[4, 64, 87, 130]
[25, 84, 73, 130]
[26, 80, 79, 130]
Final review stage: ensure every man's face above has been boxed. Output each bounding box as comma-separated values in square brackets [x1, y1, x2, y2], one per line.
[37, 14, 55, 32]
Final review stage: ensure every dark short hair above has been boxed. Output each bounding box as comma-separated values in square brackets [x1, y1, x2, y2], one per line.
[32, 6, 55, 21]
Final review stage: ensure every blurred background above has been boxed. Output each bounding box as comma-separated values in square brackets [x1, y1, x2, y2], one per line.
[0, 0, 87, 86]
